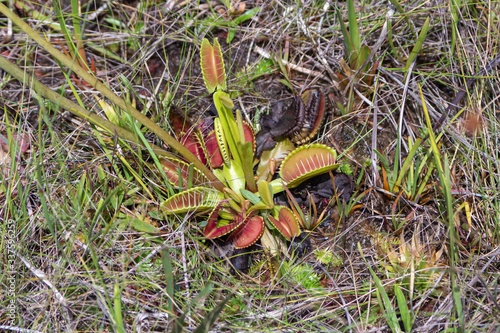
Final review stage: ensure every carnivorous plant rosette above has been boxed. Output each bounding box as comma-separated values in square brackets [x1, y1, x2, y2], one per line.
[160, 38, 339, 248]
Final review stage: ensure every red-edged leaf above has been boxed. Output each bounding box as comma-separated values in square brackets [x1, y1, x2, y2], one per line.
[230, 215, 264, 249]
[291, 90, 327, 144]
[161, 187, 222, 214]
[213, 117, 230, 165]
[304, 90, 326, 143]
[267, 206, 300, 240]
[243, 121, 256, 152]
[204, 201, 242, 239]
[160, 158, 208, 188]
[180, 131, 208, 165]
[201, 38, 226, 93]
[205, 130, 224, 168]
[169, 106, 208, 165]
[279, 144, 338, 188]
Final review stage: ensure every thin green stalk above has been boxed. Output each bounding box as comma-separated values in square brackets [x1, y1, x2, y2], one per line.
[347, 0, 360, 63]
[52, 0, 84, 70]
[395, 284, 413, 332]
[450, 0, 461, 54]
[0, 2, 223, 191]
[113, 283, 126, 333]
[404, 17, 430, 81]
[162, 249, 175, 316]
[393, 138, 422, 192]
[419, 85, 463, 331]
[70, 0, 87, 67]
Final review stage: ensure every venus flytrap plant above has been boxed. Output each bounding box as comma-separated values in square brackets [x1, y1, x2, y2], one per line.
[0, 1, 338, 251]
[160, 38, 340, 249]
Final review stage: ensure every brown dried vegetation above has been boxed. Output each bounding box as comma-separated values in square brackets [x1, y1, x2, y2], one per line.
[1, 0, 499, 332]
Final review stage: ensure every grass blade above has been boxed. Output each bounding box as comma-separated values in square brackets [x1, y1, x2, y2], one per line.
[450, 0, 462, 53]
[162, 248, 175, 317]
[394, 284, 412, 332]
[113, 283, 126, 333]
[359, 243, 401, 333]
[387, 0, 410, 25]
[393, 138, 422, 192]
[336, 6, 354, 63]
[419, 84, 463, 331]
[347, 0, 360, 53]
[172, 284, 219, 333]
[404, 17, 430, 80]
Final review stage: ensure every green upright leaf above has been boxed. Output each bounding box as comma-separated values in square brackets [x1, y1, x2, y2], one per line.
[420, 84, 463, 330]
[258, 180, 274, 208]
[113, 283, 126, 333]
[404, 17, 430, 79]
[393, 138, 422, 192]
[359, 244, 401, 333]
[214, 91, 243, 166]
[224, 160, 246, 193]
[395, 285, 413, 332]
[450, 0, 462, 53]
[161, 249, 175, 317]
[347, 0, 360, 53]
[360, 44, 372, 71]
[240, 189, 261, 205]
[337, 7, 355, 64]
[236, 110, 257, 192]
